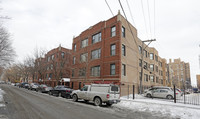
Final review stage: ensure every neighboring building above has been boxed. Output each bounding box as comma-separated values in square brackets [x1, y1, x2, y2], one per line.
[168, 58, 191, 89]
[138, 46, 169, 91]
[197, 75, 200, 89]
[35, 45, 71, 87]
[70, 11, 170, 95]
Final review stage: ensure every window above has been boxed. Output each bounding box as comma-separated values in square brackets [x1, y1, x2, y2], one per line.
[74, 44, 76, 52]
[48, 56, 50, 62]
[49, 73, 53, 78]
[80, 53, 88, 62]
[122, 44, 126, 56]
[91, 49, 101, 59]
[51, 54, 54, 60]
[81, 38, 88, 48]
[144, 50, 148, 57]
[139, 59, 142, 67]
[144, 74, 148, 82]
[61, 52, 65, 58]
[92, 32, 101, 44]
[122, 26, 125, 37]
[110, 44, 116, 56]
[111, 26, 116, 37]
[150, 75, 154, 82]
[156, 65, 158, 72]
[161, 79, 163, 84]
[50, 64, 53, 70]
[81, 86, 88, 91]
[156, 77, 159, 83]
[150, 53, 154, 60]
[161, 71, 163, 76]
[73, 56, 76, 64]
[150, 64, 154, 71]
[160, 90, 168, 93]
[159, 62, 162, 67]
[72, 69, 74, 77]
[47, 66, 49, 70]
[144, 62, 148, 70]
[110, 64, 116, 75]
[155, 55, 158, 61]
[122, 64, 126, 76]
[138, 46, 142, 54]
[91, 65, 100, 76]
[79, 68, 86, 76]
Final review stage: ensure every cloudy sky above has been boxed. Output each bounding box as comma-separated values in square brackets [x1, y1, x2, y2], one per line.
[1, 0, 200, 86]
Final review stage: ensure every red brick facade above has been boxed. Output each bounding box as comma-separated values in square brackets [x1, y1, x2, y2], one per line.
[35, 46, 71, 87]
[71, 15, 122, 89]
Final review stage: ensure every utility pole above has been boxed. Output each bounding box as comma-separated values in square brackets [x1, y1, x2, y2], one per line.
[139, 39, 156, 94]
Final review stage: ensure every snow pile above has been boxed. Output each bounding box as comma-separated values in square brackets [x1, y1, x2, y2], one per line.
[0, 88, 5, 107]
[114, 95, 200, 119]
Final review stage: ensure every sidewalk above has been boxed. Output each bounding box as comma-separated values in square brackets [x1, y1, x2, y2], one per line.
[114, 95, 200, 119]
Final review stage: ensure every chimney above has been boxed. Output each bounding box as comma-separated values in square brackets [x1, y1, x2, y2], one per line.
[59, 44, 61, 51]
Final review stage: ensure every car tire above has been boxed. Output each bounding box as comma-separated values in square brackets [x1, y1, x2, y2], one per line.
[94, 97, 102, 106]
[49, 91, 52, 95]
[166, 95, 173, 99]
[147, 94, 152, 98]
[72, 94, 78, 102]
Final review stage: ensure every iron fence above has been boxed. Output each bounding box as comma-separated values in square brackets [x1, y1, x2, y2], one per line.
[122, 85, 200, 106]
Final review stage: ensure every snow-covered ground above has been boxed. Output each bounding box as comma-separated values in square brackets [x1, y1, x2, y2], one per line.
[114, 94, 200, 119]
[0, 88, 5, 107]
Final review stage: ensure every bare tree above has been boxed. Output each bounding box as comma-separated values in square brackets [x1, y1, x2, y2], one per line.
[3, 64, 21, 83]
[51, 51, 71, 85]
[0, 26, 15, 67]
[33, 48, 47, 82]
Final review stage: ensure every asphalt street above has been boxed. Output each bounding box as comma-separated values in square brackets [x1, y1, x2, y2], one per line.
[0, 84, 172, 119]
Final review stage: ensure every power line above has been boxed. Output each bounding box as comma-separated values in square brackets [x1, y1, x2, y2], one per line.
[105, 0, 114, 16]
[126, 0, 136, 27]
[153, 0, 156, 38]
[118, 0, 139, 49]
[147, 0, 152, 38]
[140, 0, 148, 39]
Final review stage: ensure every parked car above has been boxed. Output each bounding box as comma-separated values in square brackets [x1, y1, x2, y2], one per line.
[144, 86, 181, 99]
[29, 83, 40, 91]
[15, 83, 20, 86]
[49, 85, 73, 98]
[24, 83, 30, 89]
[19, 82, 29, 88]
[36, 84, 52, 93]
[71, 84, 120, 106]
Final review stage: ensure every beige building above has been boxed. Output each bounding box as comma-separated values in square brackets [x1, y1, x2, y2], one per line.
[197, 75, 200, 89]
[168, 58, 191, 89]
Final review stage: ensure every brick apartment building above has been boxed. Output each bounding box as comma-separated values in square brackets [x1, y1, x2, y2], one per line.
[168, 58, 191, 89]
[35, 45, 71, 87]
[196, 75, 200, 89]
[70, 12, 172, 95]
